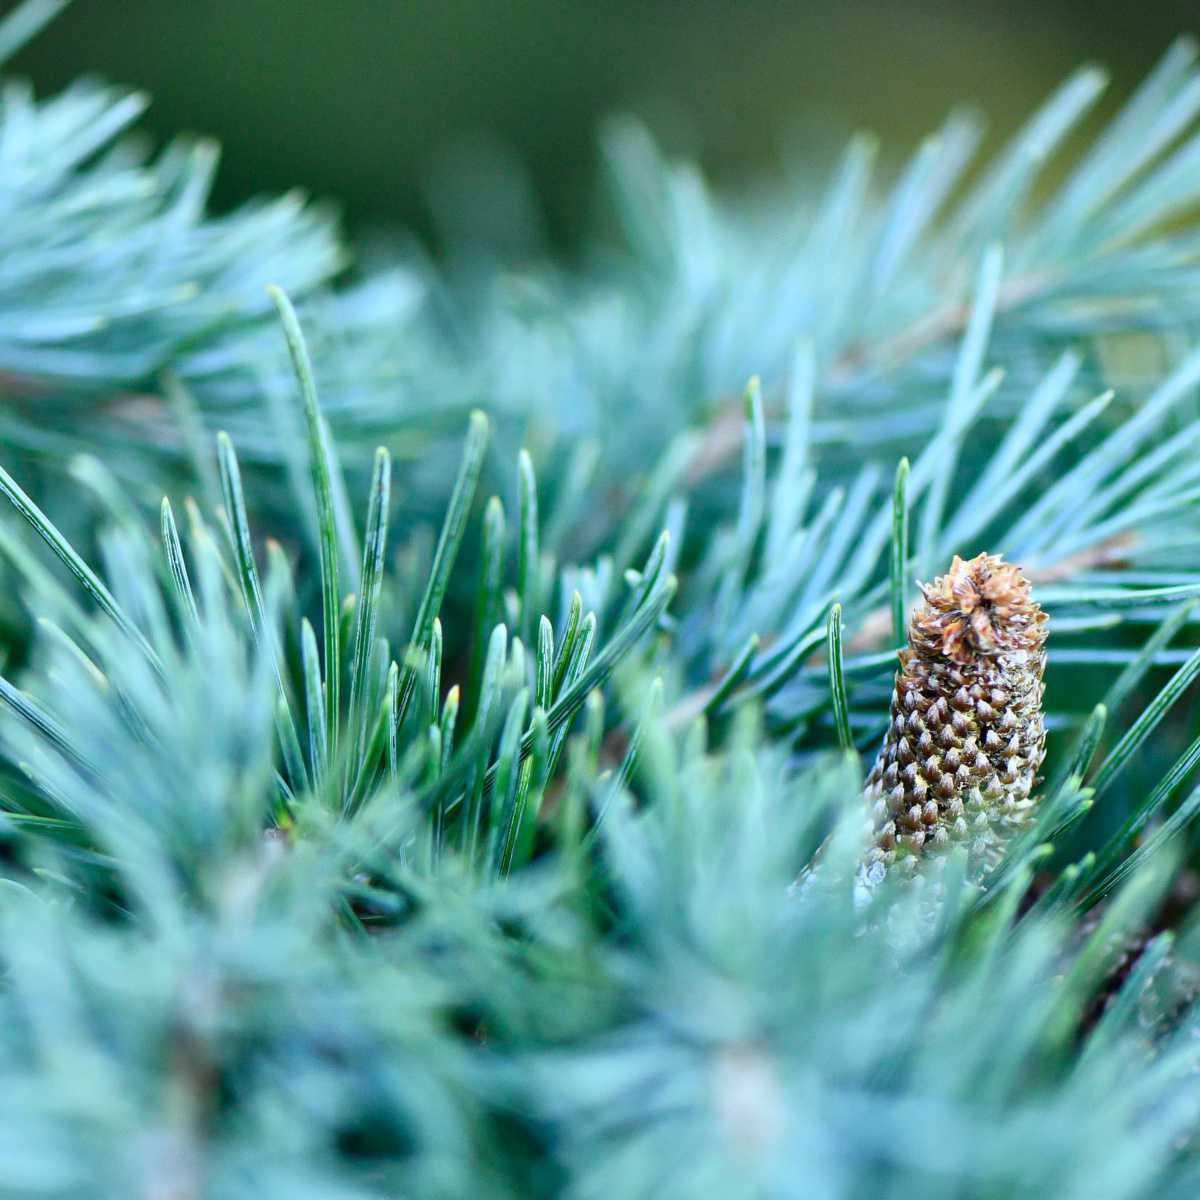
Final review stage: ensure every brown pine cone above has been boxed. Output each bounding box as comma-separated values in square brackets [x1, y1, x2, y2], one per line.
[860, 552, 1048, 887]
[1079, 873, 1200, 1043]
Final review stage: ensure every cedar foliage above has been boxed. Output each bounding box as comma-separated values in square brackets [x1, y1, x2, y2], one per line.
[3, 3, 1200, 1196]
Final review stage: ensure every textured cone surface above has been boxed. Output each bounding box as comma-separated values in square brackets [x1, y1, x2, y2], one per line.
[861, 553, 1047, 886]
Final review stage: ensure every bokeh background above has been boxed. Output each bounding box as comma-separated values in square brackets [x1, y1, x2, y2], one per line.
[11, 0, 1199, 251]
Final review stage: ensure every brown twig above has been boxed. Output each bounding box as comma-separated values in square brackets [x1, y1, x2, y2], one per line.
[846, 531, 1139, 654]
[682, 268, 1060, 491]
[658, 531, 1138, 738]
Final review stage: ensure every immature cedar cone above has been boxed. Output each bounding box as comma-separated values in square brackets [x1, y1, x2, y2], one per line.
[860, 552, 1048, 887]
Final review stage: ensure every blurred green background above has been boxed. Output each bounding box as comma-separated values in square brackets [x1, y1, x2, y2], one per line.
[10, 0, 1198, 250]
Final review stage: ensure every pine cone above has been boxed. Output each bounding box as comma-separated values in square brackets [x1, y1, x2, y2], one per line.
[860, 552, 1048, 887]
[1078, 875, 1200, 1044]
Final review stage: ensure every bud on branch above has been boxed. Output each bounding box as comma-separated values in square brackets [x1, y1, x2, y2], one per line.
[861, 552, 1048, 887]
